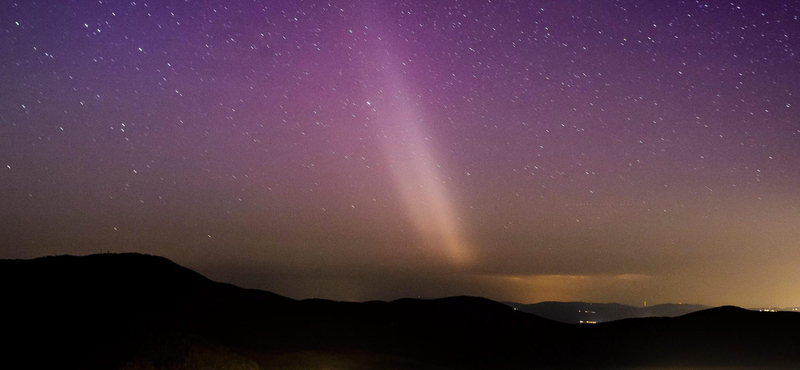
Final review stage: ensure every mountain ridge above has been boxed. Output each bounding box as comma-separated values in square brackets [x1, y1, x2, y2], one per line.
[3, 253, 799, 370]
[504, 300, 710, 324]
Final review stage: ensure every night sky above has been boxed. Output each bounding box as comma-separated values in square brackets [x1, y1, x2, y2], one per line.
[2, 0, 799, 307]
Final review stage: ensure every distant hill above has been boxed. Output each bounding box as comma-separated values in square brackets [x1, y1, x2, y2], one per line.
[504, 301, 708, 324]
[2, 253, 799, 370]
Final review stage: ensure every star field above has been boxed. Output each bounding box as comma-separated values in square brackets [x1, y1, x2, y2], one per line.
[1, 0, 799, 307]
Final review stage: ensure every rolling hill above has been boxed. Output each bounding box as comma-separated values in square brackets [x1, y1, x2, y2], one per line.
[504, 301, 708, 324]
[2, 253, 798, 369]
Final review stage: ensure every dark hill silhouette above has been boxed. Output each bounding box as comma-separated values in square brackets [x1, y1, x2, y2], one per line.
[2, 253, 799, 369]
[505, 301, 708, 324]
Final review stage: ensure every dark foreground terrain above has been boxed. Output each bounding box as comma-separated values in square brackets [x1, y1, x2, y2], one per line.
[504, 301, 708, 324]
[2, 254, 799, 369]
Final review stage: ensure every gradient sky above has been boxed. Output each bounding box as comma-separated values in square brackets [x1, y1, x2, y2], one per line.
[1, 0, 799, 307]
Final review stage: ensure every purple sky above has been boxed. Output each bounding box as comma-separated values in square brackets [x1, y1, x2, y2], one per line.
[1, 0, 799, 307]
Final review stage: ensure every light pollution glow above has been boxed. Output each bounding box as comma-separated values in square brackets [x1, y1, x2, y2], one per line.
[1, 0, 799, 308]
